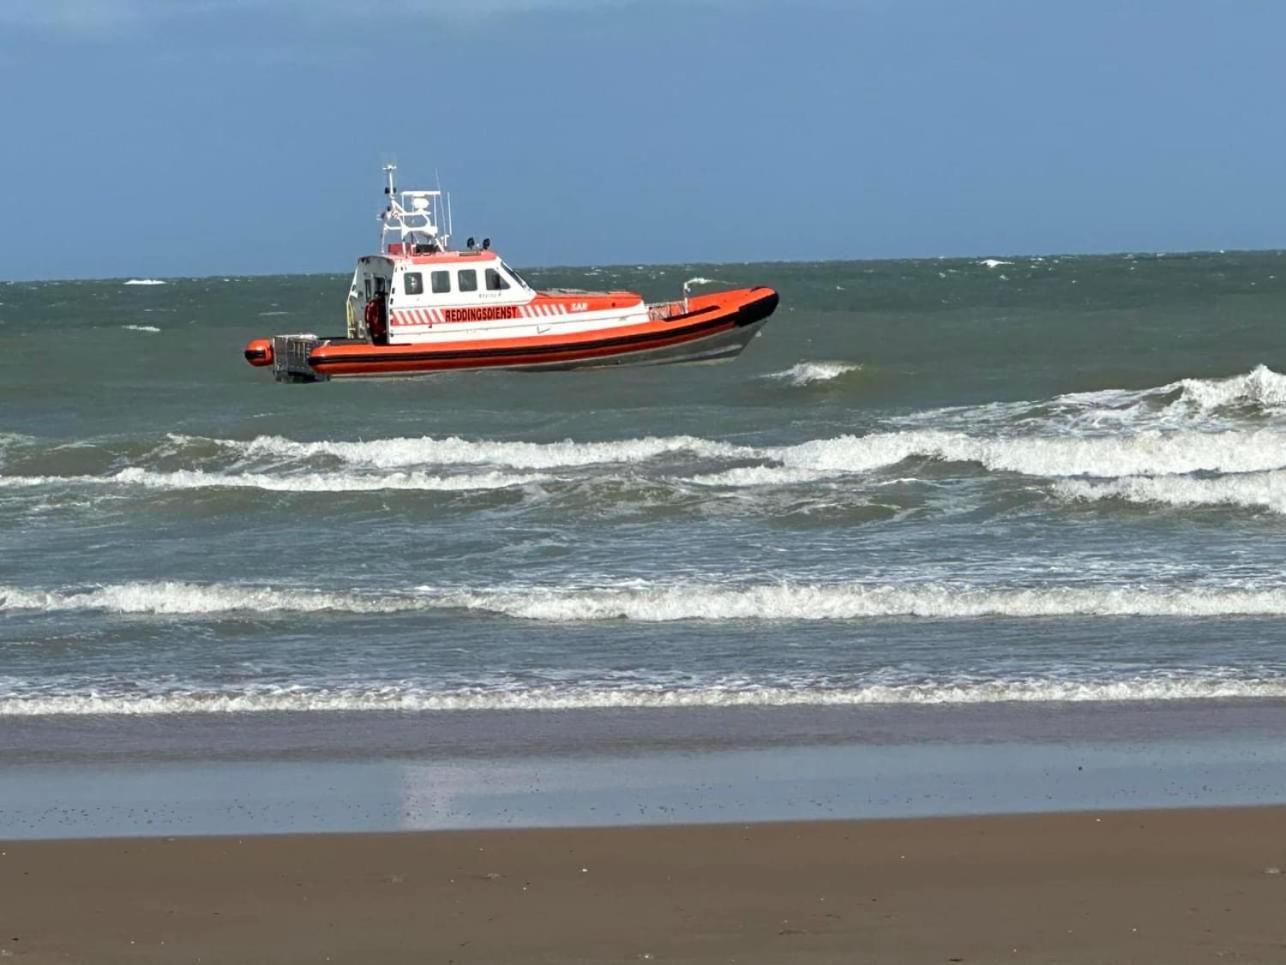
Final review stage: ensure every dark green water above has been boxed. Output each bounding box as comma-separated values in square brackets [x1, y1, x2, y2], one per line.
[4, 251, 1286, 716]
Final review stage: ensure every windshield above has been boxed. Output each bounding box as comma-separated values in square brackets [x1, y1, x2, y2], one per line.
[501, 261, 531, 290]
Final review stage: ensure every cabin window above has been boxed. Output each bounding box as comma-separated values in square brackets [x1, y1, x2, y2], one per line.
[403, 272, 424, 295]
[458, 269, 478, 292]
[431, 270, 451, 294]
[485, 268, 510, 291]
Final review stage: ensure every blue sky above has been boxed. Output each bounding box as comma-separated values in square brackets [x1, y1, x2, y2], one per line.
[2, 0, 1284, 279]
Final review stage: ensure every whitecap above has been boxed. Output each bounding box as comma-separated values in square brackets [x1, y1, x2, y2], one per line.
[695, 429, 1286, 487]
[9, 579, 1286, 622]
[123, 278, 166, 286]
[764, 361, 861, 386]
[4, 672, 1286, 715]
[1057, 471, 1286, 515]
[431, 581, 1286, 622]
[0, 467, 542, 493]
[190, 433, 756, 471]
[0, 581, 421, 615]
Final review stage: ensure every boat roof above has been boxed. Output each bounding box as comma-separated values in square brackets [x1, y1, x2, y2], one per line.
[384, 246, 501, 266]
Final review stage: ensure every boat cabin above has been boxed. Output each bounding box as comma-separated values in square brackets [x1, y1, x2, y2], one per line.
[347, 169, 524, 345]
[346, 166, 648, 345]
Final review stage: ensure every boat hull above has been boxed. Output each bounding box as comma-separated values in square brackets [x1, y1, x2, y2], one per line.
[251, 287, 778, 381]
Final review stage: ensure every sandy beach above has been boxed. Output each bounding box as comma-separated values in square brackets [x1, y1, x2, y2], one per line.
[5, 806, 1285, 964]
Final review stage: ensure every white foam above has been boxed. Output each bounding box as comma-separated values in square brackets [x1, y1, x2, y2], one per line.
[195, 433, 755, 471]
[687, 465, 830, 487]
[123, 278, 166, 286]
[122, 324, 161, 333]
[765, 361, 861, 386]
[46, 427, 1286, 497]
[1058, 471, 1286, 515]
[1175, 365, 1286, 412]
[3, 673, 1284, 716]
[900, 365, 1286, 437]
[433, 582, 1286, 622]
[0, 582, 424, 615]
[9, 580, 1286, 621]
[700, 429, 1286, 487]
[979, 259, 1013, 269]
[0, 467, 541, 493]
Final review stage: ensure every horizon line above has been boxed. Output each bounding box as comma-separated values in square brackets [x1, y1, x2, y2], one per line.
[5, 245, 1286, 285]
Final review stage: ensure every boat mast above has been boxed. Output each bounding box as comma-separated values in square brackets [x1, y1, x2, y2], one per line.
[378, 163, 450, 254]
[380, 163, 398, 251]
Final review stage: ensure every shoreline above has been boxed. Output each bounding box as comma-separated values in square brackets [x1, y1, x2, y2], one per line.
[6, 699, 1286, 840]
[6, 806, 1285, 963]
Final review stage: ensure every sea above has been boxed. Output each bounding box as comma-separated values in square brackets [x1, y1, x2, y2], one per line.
[5, 252, 1286, 836]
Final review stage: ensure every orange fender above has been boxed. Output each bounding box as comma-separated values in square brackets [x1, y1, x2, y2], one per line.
[244, 338, 273, 367]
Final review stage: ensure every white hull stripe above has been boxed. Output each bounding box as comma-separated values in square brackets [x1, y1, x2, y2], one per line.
[396, 302, 594, 327]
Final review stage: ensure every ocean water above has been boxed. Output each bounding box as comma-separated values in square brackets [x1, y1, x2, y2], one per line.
[4, 252, 1286, 727]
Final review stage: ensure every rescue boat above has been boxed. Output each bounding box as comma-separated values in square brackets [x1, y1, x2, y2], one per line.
[244, 165, 778, 382]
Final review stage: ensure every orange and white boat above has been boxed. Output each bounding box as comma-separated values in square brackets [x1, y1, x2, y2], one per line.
[244, 165, 778, 382]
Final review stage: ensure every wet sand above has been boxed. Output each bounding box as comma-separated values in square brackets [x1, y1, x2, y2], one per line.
[5, 807, 1286, 964]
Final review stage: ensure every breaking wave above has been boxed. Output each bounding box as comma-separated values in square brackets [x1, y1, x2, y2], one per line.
[9, 580, 1286, 620]
[688, 429, 1286, 487]
[181, 425, 1286, 491]
[437, 583, 1286, 622]
[191, 433, 754, 471]
[1175, 365, 1286, 412]
[7, 366, 1286, 512]
[0, 467, 542, 493]
[764, 361, 862, 386]
[1057, 472, 1286, 515]
[0, 582, 422, 615]
[122, 278, 165, 286]
[3, 672, 1285, 716]
[900, 365, 1286, 435]
[121, 324, 161, 333]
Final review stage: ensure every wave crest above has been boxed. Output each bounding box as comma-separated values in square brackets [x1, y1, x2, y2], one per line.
[0, 467, 541, 493]
[765, 361, 861, 386]
[3, 671, 1284, 716]
[0, 582, 421, 615]
[9, 580, 1286, 620]
[1058, 471, 1286, 515]
[439, 583, 1286, 621]
[196, 433, 754, 470]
